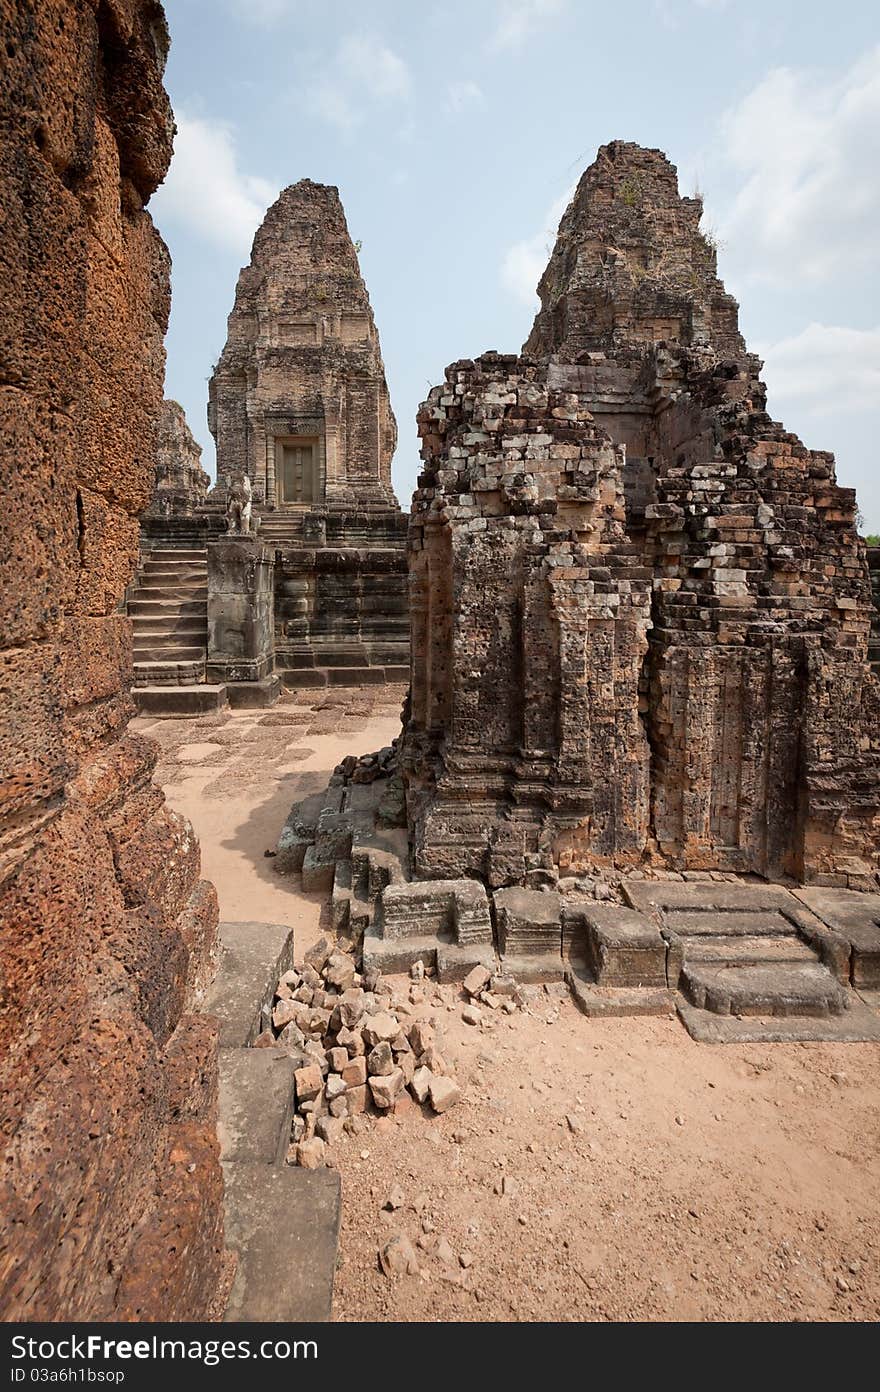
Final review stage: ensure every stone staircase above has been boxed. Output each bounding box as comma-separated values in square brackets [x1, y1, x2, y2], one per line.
[257, 512, 305, 547]
[671, 909, 849, 1021]
[618, 881, 880, 1043]
[129, 547, 208, 686]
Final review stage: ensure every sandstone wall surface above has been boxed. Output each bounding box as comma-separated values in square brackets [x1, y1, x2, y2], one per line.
[0, 0, 224, 1319]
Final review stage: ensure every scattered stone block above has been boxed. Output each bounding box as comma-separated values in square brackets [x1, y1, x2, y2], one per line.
[379, 1235, 419, 1278]
[369, 1068, 406, 1109]
[362, 1012, 400, 1047]
[345, 1085, 369, 1115]
[463, 964, 492, 997]
[410, 1066, 433, 1104]
[293, 1064, 323, 1104]
[341, 1056, 367, 1089]
[367, 1042, 395, 1076]
[428, 1076, 461, 1114]
[315, 1116, 344, 1146]
[295, 1137, 326, 1169]
[325, 1074, 347, 1101]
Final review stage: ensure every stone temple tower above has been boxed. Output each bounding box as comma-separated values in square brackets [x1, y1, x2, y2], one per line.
[209, 180, 398, 510]
[208, 181, 408, 685]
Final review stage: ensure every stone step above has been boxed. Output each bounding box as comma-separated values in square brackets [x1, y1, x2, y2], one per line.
[133, 682, 226, 714]
[678, 994, 880, 1044]
[135, 584, 208, 602]
[131, 618, 206, 637]
[146, 548, 207, 560]
[682, 934, 815, 965]
[139, 565, 207, 581]
[132, 639, 206, 655]
[205, 919, 296, 1048]
[222, 1164, 340, 1323]
[680, 960, 850, 1017]
[665, 909, 795, 937]
[218, 1048, 296, 1166]
[132, 661, 206, 688]
[129, 598, 207, 616]
[132, 643, 206, 661]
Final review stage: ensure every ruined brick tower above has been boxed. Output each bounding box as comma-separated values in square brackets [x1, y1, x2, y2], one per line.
[405, 142, 880, 890]
[209, 181, 408, 687]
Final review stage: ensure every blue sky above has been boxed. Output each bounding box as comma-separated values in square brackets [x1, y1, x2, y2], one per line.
[154, 0, 880, 529]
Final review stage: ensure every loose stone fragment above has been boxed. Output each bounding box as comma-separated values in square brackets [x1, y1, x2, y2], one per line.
[362, 1013, 400, 1047]
[369, 1068, 406, 1110]
[293, 1064, 323, 1104]
[325, 1074, 347, 1101]
[428, 1076, 462, 1114]
[325, 953, 356, 991]
[295, 1137, 326, 1169]
[316, 1116, 344, 1146]
[346, 1085, 369, 1116]
[463, 965, 492, 998]
[336, 1024, 365, 1056]
[304, 938, 332, 973]
[436, 1238, 456, 1266]
[410, 1066, 433, 1104]
[337, 989, 366, 1028]
[408, 1020, 435, 1054]
[342, 1056, 368, 1089]
[272, 999, 300, 1030]
[379, 1235, 419, 1278]
[367, 1042, 395, 1076]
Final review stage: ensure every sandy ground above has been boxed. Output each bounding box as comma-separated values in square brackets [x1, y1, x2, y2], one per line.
[137, 690, 880, 1324]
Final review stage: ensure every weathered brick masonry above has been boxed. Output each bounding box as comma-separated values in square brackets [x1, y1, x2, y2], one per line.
[404, 143, 880, 890]
[0, 0, 224, 1319]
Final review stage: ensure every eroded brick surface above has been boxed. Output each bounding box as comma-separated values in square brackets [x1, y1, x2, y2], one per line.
[403, 142, 880, 890]
[0, 0, 222, 1320]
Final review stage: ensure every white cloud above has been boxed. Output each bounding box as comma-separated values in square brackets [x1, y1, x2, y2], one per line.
[500, 186, 574, 307]
[714, 45, 880, 286]
[489, 0, 566, 52]
[151, 113, 276, 254]
[446, 79, 486, 115]
[308, 34, 412, 131]
[760, 323, 880, 417]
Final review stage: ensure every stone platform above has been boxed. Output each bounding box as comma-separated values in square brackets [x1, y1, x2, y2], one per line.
[275, 760, 880, 1043]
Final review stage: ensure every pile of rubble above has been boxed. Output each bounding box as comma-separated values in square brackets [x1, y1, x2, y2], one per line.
[330, 743, 398, 788]
[253, 941, 524, 1167]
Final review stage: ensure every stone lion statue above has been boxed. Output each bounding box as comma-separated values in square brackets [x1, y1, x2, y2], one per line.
[226, 471, 253, 535]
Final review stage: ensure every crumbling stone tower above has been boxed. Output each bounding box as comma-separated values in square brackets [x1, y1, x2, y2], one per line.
[209, 182, 408, 686]
[405, 142, 879, 890]
[149, 398, 210, 517]
[0, 0, 224, 1318]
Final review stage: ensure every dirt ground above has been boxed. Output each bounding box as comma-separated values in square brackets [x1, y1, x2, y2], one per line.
[136, 688, 880, 1324]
